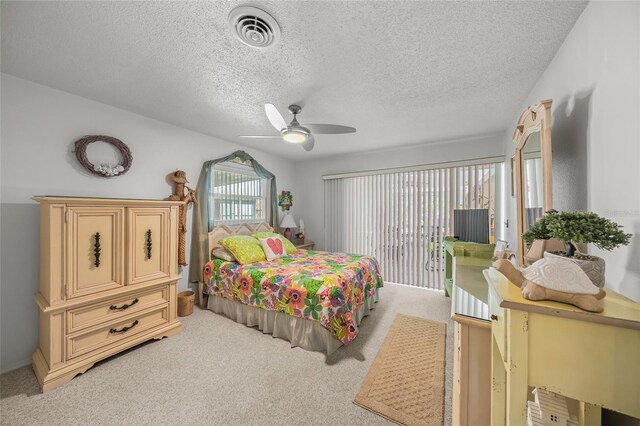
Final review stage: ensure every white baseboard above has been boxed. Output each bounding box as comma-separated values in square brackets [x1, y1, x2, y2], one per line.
[384, 281, 446, 292]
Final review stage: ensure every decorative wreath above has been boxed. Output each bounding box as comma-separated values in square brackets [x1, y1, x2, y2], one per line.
[278, 190, 293, 211]
[74, 135, 133, 177]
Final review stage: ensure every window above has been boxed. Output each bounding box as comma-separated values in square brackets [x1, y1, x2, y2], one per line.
[210, 162, 267, 224]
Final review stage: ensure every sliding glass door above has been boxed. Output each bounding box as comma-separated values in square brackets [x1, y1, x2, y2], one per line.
[324, 163, 497, 289]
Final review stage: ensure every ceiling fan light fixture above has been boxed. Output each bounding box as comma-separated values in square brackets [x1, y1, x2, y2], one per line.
[282, 129, 307, 144]
[243, 103, 356, 152]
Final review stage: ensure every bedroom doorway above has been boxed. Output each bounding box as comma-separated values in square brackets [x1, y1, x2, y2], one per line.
[324, 161, 498, 290]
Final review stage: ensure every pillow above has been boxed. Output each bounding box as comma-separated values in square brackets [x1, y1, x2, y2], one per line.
[211, 247, 236, 262]
[259, 237, 287, 261]
[253, 232, 297, 254]
[219, 236, 266, 265]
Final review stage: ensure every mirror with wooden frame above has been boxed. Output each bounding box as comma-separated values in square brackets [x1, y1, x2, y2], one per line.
[513, 99, 553, 265]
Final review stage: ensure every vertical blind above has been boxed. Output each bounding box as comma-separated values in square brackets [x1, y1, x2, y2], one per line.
[324, 163, 497, 289]
[210, 164, 267, 225]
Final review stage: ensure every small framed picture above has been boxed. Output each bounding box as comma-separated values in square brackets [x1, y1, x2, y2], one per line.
[493, 240, 511, 261]
[494, 240, 509, 252]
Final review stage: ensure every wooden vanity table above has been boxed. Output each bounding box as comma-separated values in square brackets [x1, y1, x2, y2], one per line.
[484, 267, 640, 425]
[490, 97, 640, 425]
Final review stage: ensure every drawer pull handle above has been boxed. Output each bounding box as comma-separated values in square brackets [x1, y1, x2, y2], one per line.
[145, 229, 152, 260]
[491, 314, 498, 321]
[109, 320, 139, 334]
[110, 298, 139, 311]
[94, 232, 101, 267]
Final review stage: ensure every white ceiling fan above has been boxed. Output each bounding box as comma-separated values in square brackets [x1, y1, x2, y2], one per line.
[240, 104, 356, 152]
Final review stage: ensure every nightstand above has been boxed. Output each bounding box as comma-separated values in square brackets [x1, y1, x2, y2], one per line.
[295, 242, 315, 250]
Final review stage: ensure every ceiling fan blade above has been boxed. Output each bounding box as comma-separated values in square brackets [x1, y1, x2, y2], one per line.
[302, 135, 315, 152]
[265, 104, 288, 132]
[239, 135, 282, 138]
[303, 124, 356, 134]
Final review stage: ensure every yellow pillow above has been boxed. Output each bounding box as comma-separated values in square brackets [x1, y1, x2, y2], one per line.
[219, 236, 266, 264]
[253, 232, 297, 255]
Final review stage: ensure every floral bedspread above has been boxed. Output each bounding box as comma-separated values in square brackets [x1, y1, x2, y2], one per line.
[203, 250, 383, 345]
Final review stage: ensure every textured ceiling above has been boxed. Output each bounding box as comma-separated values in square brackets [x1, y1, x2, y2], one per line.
[1, 1, 587, 160]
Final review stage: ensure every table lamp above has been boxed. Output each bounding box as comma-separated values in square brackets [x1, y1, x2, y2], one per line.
[280, 214, 297, 240]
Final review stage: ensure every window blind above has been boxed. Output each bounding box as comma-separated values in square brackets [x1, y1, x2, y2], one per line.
[210, 163, 267, 225]
[324, 163, 497, 289]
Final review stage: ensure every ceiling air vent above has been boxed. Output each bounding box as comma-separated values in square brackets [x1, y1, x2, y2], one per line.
[228, 6, 281, 48]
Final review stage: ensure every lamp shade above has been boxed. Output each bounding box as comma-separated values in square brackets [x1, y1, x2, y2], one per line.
[279, 214, 297, 228]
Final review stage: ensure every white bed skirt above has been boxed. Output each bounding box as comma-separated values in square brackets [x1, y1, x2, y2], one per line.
[206, 289, 380, 355]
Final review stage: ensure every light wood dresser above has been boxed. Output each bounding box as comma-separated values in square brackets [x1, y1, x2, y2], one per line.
[32, 197, 183, 391]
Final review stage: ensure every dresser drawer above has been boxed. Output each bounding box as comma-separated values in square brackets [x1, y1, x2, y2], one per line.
[66, 305, 169, 360]
[66, 286, 168, 333]
[489, 287, 507, 361]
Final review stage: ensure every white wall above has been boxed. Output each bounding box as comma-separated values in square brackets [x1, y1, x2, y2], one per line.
[0, 74, 297, 373]
[294, 134, 504, 251]
[501, 1, 640, 301]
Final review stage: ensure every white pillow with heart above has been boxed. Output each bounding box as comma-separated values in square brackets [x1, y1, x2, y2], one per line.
[259, 236, 287, 261]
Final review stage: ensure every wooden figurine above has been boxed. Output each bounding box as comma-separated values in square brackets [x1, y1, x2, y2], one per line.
[168, 170, 197, 266]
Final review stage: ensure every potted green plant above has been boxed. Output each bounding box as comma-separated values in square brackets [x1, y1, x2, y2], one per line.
[522, 210, 631, 287]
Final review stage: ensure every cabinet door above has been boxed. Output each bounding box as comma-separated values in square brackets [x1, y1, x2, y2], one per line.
[67, 207, 124, 298]
[128, 207, 171, 285]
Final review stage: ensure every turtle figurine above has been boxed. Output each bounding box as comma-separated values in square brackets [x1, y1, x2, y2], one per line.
[493, 257, 606, 313]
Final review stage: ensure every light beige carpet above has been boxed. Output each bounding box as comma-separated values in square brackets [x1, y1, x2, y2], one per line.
[1, 283, 453, 425]
[354, 314, 446, 426]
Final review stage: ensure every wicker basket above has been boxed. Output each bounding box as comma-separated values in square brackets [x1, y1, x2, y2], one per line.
[177, 290, 195, 317]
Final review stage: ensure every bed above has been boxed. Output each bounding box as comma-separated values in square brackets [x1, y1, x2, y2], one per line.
[199, 223, 383, 354]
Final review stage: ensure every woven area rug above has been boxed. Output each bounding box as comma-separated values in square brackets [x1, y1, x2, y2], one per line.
[353, 314, 447, 425]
